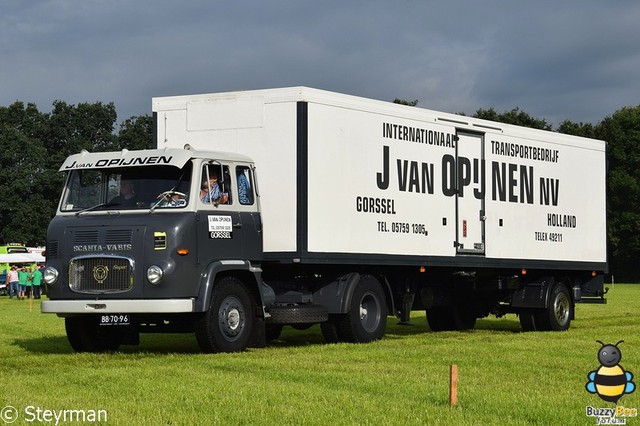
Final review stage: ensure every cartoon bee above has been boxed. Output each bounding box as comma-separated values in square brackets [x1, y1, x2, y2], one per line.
[586, 340, 636, 403]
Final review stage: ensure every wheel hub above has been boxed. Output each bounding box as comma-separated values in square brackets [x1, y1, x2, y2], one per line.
[554, 294, 570, 323]
[228, 308, 240, 330]
[359, 292, 381, 332]
[359, 305, 368, 320]
[219, 296, 244, 339]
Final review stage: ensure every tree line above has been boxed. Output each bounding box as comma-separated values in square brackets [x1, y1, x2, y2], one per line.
[2, 100, 639, 280]
[0, 101, 152, 247]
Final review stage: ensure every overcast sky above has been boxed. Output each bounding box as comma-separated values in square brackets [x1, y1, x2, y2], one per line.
[2, 1, 639, 128]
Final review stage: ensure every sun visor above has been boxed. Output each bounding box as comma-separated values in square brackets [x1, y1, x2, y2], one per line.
[59, 148, 193, 171]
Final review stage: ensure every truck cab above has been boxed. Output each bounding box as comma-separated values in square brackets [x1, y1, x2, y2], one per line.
[42, 147, 267, 352]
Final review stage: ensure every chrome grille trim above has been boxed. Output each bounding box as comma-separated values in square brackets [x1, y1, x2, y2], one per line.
[69, 256, 134, 294]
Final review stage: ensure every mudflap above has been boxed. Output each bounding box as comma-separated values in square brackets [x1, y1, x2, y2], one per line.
[511, 277, 554, 309]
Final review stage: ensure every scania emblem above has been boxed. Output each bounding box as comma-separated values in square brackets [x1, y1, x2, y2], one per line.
[93, 265, 109, 283]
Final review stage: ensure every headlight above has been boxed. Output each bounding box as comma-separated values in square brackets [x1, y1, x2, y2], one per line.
[43, 267, 59, 285]
[147, 265, 164, 285]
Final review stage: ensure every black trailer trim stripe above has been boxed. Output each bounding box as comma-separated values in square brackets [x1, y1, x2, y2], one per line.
[262, 251, 607, 272]
[296, 101, 309, 257]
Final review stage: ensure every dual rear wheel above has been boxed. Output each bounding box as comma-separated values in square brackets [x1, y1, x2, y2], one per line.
[519, 283, 572, 332]
[320, 275, 388, 344]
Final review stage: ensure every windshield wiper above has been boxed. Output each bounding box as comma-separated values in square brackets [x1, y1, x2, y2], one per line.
[75, 202, 117, 217]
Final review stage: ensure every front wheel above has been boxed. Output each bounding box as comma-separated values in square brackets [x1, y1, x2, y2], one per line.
[195, 277, 255, 353]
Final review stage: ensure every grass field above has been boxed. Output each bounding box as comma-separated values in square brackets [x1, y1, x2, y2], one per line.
[0, 284, 639, 425]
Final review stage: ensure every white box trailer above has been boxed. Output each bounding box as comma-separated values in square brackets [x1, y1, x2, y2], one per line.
[153, 87, 606, 268]
[40, 87, 607, 354]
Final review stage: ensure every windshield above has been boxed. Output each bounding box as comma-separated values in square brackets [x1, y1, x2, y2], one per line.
[60, 162, 193, 212]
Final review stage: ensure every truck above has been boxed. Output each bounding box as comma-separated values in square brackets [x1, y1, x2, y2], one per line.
[41, 87, 607, 353]
[0, 243, 40, 295]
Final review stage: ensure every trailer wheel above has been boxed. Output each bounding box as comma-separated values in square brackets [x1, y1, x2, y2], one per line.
[336, 275, 387, 343]
[535, 283, 572, 331]
[195, 276, 254, 353]
[65, 316, 121, 353]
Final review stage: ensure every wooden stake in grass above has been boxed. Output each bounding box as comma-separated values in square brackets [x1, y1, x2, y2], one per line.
[450, 364, 458, 406]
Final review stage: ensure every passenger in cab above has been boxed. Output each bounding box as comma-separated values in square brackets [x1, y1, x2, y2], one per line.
[201, 172, 228, 205]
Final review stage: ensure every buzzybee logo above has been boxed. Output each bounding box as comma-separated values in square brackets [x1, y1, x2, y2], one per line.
[586, 341, 636, 403]
[584, 341, 637, 424]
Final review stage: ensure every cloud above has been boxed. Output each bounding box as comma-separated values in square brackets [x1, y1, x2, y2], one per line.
[1, 1, 639, 127]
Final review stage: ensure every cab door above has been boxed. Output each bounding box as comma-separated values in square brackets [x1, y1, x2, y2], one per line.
[196, 162, 243, 263]
[196, 162, 261, 264]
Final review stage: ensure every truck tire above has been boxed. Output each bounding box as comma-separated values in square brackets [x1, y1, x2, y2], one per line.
[534, 283, 572, 331]
[336, 275, 387, 343]
[65, 316, 121, 353]
[426, 306, 476, 331]
[195, 276, 255, 353]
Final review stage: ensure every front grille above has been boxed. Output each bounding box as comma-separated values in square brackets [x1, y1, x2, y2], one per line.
[69, 256, 134, 294]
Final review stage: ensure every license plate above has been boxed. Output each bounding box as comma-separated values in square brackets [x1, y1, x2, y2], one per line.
[99, 314, 131, 326]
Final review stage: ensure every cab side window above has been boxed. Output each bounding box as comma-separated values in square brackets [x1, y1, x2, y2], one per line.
[200, 164, 232, 205]
[236, 166, 253, 205]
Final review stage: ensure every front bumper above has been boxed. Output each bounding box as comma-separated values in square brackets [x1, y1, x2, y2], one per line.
[41, 299, 195, 314]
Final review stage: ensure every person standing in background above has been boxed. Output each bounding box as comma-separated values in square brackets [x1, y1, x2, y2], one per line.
[17, 265, 29, 300]
[31, 265, 43, 299]
[8, 265, 19, 299]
